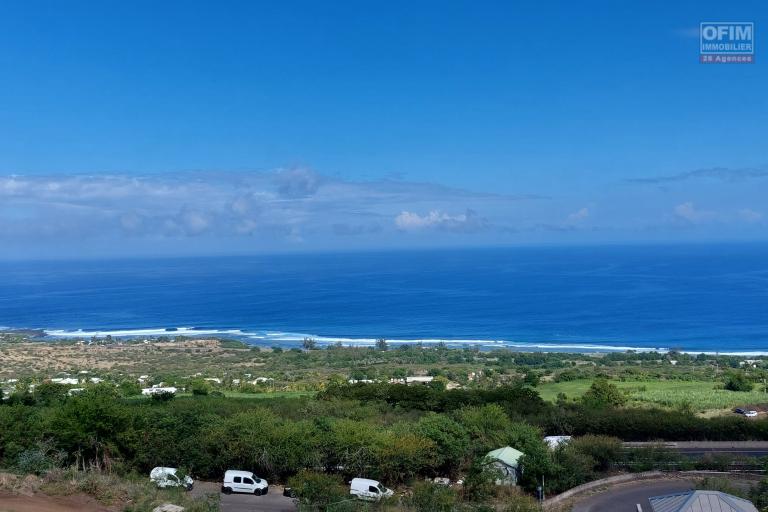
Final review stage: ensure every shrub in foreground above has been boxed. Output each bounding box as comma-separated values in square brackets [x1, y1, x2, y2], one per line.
[287, 469, 348, 512]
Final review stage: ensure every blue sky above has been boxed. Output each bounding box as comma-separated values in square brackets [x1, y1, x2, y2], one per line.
[0, 0, 766, 258]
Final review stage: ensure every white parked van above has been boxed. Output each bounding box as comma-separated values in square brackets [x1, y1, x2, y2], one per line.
[221, 469, 269, 495]
[149, 467, 193, 490]
[349, 478, 394, 501]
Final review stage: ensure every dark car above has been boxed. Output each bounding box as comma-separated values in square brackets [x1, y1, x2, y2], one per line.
[734, 408, 745, 415]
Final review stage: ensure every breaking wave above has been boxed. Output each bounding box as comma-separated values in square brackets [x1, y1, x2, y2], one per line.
[36, 326, 678, 353]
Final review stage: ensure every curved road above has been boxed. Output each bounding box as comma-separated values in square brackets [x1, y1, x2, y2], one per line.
[572, 479, 695, 512]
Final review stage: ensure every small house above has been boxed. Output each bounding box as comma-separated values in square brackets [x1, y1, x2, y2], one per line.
[484, 446, 524, 485]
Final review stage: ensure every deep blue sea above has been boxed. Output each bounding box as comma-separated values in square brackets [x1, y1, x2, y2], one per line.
[1, 244, 767, 354]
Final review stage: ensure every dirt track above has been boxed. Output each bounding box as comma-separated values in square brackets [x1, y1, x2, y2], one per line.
[0, 493, 112, 512]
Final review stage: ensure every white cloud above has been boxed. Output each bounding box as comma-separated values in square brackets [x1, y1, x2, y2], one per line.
[673, 202, 715, 223]
[395, 209, 488, 233]
[567, 207, 590, 223]
[274, 168, 322, 198]
[0, 171, 514, 249]
[738, 208, 763, 223]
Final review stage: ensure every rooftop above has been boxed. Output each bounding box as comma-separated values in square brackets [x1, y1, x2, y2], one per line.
[649, 490, 758, 512]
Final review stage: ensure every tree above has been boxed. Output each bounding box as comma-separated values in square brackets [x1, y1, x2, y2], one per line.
[118, 380, 142, 397]
[454, 404, 515, 455]
[302, 338, 317, 350]
[287, 470, 348, 511]
[375, 338, 388, 351]
[582, 379, 626, 408]
[189, 379, 211, 396]
[569, 435, 622, 472]
[548, 444, 596, 494]
[428, 376, 448, 391]
[462, 458, 500, 503]
[34, 382, 69, 405]
[723, 371, 753, 392]
[413, 413, 469, 475]
[47, 385, 128, 466]
[151, 390, 175, 402]
[326, 374, 347, 388]
[523, 371, 540, 387]
[374, 430, 436, 483]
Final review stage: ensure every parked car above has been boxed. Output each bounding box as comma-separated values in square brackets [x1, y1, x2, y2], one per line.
[149, 467, 193, 490]
[745, 410, 758, 418]
[735, 408, 745, 415]
[221, 470, 269, 495]
[350, 477, 394, 501]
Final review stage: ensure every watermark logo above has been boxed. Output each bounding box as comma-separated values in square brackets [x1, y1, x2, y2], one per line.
[700, 22, 754, 63]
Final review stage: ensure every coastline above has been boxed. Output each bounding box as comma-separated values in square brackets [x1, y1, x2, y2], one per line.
[5, 325, 767, 356]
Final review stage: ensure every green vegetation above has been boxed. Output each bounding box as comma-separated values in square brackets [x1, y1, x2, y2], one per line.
[4, 337, 768, 509]
[287, 470, 351, 511]
[724, 370, 755, 392]
[581, 379, 627, 408]
[42, 468, 219, 512]
[539, 378, 768, 412]
[10, 379, 765, 506]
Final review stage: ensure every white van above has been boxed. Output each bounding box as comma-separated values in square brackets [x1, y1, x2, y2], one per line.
[349, 478, 394, 501]
[149, 467, 193, 490]
[221, 469, 269, 495]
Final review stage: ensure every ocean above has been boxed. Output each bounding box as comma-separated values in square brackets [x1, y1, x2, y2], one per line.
[1, 244, 767, 354]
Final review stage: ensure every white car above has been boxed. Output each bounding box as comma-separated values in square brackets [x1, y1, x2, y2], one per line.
[221, 469, 269, 495]
[745, 410, 759, 418]
[149, 467, 193, 490]
[350, 477, 394, 501]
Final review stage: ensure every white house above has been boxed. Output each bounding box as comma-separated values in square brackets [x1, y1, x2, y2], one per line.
[389, 376, 434, 385]
[51, 377, 79, 385]
[544, 436, 572, 450]
[142, 387, 178, 396]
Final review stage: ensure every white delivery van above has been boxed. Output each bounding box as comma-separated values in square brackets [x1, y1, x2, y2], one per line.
[149, 467, 194, 490]
[221, 469, 269, 495]
[349, 478, 394, 501]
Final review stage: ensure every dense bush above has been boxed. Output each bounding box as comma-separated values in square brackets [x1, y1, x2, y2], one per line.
[723, 371, 754, 392]
[2, 380, 768, 509]
[581, 379, 626, 408]
[568, 435, 622, 471]
[409, 481, 458, 512]
[16, 441, 65, 475]
[189, 379, 211, 396]
[287, 470, 348, 512]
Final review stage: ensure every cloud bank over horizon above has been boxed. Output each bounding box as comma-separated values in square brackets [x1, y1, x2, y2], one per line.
[0, 166, 766, 258]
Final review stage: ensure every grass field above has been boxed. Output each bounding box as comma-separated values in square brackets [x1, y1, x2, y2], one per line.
[538, 379, 768, 412]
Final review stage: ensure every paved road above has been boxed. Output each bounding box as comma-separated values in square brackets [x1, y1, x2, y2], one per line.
[623, 441, 768, 458]
[571, 479, 695, 512]
[192, 481, 298, 512]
